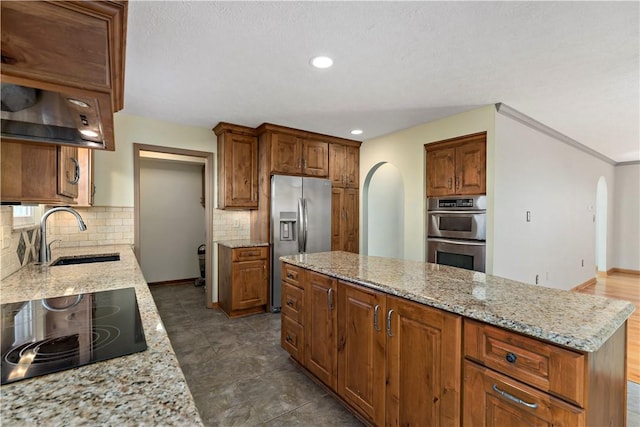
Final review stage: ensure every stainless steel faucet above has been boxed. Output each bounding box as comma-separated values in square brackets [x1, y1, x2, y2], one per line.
[40, 207, 87, 264]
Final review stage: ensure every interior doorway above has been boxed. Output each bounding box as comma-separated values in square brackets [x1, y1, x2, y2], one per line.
[363, 162, 404, 258]
[133, 144, 215, 307]
[595, 176, 608, 273]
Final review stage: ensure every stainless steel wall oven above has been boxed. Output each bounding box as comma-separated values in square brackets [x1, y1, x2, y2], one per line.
[427, 195, 486, 272]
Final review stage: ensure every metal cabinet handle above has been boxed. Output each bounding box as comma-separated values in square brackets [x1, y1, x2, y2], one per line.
[386, 309, 394, 336]
[447, 178, 452, 189]
[505, 352, 517, 364]
[492, 384, 538, 409]
[287, 272, 294, 279]
[327, 288, 334, 310]
[285, 334, 293, 343]
[69, 157, 80, 184]
[303, 158, 307, 169]
[455, 176, 460, 190]
[373, 304, 381, 331]
[286, 299, 294, 307]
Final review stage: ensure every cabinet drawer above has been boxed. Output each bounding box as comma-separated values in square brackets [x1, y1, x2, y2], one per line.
[282, 314, 304, 362]
[282, 282, 304, 325]
[463, 361, 584, 426]
[282, 263, 301, 286]
[232, 246, 268, 262]
[464, 320, 585, 407]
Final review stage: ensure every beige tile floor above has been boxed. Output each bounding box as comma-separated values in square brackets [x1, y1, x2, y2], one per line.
[151, 283, 640, 426]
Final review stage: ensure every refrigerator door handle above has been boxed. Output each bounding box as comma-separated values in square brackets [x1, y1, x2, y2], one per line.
[302, 198, 308, 252]
[297, 198, 304, 253]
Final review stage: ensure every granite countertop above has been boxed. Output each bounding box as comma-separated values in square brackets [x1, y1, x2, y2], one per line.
[281, 251, 635, 353]
[0, 245, 203, 426]
[216, 239, 269, 249]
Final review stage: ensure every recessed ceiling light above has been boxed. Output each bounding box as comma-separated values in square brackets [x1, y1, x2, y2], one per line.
[350, 129, 363, 135]
[310, 56, 333, 69]
[80, 129, 99, 138]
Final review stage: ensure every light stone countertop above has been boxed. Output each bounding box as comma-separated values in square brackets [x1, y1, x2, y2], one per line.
[0, 245, 203, 426]
[281, 251, 635, 353]
[216, 239, 269, 249]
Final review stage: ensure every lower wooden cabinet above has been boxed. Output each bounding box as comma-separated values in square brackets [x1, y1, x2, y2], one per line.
[463, 361, 584, 426]
[217, 245, 268, 318]
[281, 264, 305, 363]
[305, 270, 338, 389]
[281, 266, 461, 426]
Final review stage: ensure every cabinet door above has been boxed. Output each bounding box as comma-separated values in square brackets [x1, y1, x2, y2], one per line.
[463, 361, 584, 427]
[271, 133, 302, 174]
[58, 146, 79, 199]
[337, 281, 386, 426]
[75, 148, 94, 206]
[344, 189, 359, 253]
[329, 143, 346, 187]
[305, 270, 338, 389]
[226, 133, 258, 208]
[386, 295, 461, 427]
[232, 259, 268, 310]
[426, 147, 455, 197]
[456, 141, 486, 195]
[331, 188, 344, 251]
[302, 139, 329, 177]
[345, 146, 359, 188]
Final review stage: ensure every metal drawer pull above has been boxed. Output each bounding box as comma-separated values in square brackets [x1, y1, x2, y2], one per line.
[505, 352, 517, 363]
[492, 384, 538, 409]
[327, 288, 334, 310]
[286, 299, 294, 307]
[285, 334, 293, 343]
[287, 272, 294, 279]
[386, 309, 394, 337]
[69, 157, 80, 184]
[373, 304, 381, 331]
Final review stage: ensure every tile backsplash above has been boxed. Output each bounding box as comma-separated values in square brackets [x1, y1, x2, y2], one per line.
[1, 205, 250, 279]
[1, 207, 40, 279]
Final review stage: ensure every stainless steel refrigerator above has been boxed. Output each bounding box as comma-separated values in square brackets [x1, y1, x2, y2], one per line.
[270, 175, 331, 312]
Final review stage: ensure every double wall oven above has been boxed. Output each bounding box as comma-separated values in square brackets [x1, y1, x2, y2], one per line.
[427, 195, 486, 272]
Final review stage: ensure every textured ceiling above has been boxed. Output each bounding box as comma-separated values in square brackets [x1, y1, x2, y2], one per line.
[123, 1, 639, 162]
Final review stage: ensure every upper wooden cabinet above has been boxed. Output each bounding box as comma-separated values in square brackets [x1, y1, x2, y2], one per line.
[1, 141, 85, 204]
[1, 1, 127, 111]
[214, 123, 258, 210]
[268, 131, 329, 177]
[1, 1, 127, 151]
[425, 132, 486, 197]
[331, 188, 359, 253]
[329, 143, 359, 188]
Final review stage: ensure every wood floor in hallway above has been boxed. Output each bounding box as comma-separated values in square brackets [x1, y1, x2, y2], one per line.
[575, 272, 640, 383]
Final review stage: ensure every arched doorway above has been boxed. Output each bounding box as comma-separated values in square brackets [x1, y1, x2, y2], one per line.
[363, 162, 404, 258]
[595, 176, 608, 273]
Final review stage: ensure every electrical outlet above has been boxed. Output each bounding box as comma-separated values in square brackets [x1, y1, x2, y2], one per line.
[232, 219, 240, 228]
[526, 211, 531, 222]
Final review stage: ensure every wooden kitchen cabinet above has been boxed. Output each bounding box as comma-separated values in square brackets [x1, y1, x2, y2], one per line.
[281, 263, 305, 363]
[214, 123, 258, 209]
[331, 188, 359, 253]
[329, 143, 359, 189]
[1, 141, 84, 204]
[218, 245, 269, 318]
[75, 148, 95, 207]
[386, 294, 462, 426]
[1, 1, 127, 112]
[270, 132, 329, 177]
[337, 281, 386, 426]
[425, 132, 486, 197]
[463, 319, 626, 426]
[305, 270, 338, 389]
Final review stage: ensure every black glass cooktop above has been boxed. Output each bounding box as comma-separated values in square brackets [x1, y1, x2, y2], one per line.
[1, 287, 147, 385]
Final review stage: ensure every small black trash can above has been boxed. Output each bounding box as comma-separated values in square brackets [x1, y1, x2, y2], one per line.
[195, 244, 206, 287]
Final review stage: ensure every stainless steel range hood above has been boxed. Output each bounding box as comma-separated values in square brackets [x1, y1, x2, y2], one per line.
[1, 83, 106, 149]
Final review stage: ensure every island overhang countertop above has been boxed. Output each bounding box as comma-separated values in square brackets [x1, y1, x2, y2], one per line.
[0, 245, 203, 426]
[281, 251, 635, 353]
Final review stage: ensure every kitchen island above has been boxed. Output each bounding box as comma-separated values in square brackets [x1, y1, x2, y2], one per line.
[280, 251, 634, 426]
[0, 245, 203, 425]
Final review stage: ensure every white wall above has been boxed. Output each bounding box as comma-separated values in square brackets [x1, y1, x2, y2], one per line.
[139, 158, 206, 283]
[366, 163, 404, 258]
[493, 113, 616, 290]
[94, 113, 216, 207]
[360, 105, 495, 261]
[613, 163, 640, 271]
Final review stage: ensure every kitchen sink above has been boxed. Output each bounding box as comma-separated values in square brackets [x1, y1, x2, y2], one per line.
[50, 254, 120, 266]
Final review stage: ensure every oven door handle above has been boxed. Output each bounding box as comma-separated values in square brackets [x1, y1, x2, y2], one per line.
[428, 238, 486, 246]
[428, 210, 486, 215]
